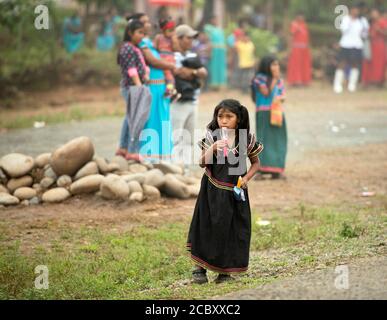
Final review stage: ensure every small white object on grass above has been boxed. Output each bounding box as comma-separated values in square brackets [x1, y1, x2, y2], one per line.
[331, 126, 340, 133]
[359, 127, 367, 134]
[33, 121, 46, 129]
[256, 220, 271, 226]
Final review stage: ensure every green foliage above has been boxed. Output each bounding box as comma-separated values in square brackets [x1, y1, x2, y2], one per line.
[248, 27, 279, 58]
[340, 222, 362, 239]
[225, 22, 279, 59]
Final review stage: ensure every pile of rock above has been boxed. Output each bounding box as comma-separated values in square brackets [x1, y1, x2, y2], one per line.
[0, 137, 201, 207]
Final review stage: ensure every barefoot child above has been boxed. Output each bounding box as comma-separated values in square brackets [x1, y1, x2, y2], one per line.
[154, 17, 180, 97]
[187, 99, 263, 284]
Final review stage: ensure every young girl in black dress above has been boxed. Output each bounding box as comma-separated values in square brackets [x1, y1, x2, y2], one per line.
[187, 99, 263, 284]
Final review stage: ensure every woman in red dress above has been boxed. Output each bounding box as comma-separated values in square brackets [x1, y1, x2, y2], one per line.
[362, 8, 387, 86]
[286, 13, 312, 86]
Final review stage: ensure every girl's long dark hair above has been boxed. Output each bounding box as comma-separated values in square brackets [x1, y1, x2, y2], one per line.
[117, 19, 144, 65]
[207, 99, 251, 146]
[257, 55, 278, 89]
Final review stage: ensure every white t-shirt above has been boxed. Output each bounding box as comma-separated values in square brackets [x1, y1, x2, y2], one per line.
[339, 15, 369, 49]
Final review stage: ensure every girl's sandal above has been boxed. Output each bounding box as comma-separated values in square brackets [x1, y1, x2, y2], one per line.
[214, 274, 234, 284]
[192, 269, 208, 285]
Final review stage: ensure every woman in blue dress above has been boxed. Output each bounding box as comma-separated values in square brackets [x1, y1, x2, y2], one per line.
[63, 14, 84, 54]
[96, 13, 116, 51]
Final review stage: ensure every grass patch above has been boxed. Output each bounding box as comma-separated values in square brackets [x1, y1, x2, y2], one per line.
[0, 203, 385, 300]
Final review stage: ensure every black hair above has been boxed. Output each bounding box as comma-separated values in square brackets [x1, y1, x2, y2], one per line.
[159, 16, 173, 29]
[207, 99, 251, 146]
[257, 55, 279, 90]
[117, 19, 144, 64]
[126, 13, 146, 21]
[122, 19, 144, 42]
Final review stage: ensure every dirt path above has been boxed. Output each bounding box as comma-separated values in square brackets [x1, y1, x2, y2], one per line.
[1, 84, 386, 160]
[218, 256, 387, 300]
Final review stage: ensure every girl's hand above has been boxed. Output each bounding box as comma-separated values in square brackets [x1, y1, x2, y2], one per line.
[241, 176, 248, 189]
[212, 140, 227, 154]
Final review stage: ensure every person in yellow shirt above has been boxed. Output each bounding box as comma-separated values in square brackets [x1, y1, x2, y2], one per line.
[235, 32, 256, 93]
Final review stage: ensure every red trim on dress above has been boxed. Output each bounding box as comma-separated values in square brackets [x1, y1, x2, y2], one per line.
[205, 168, 234, 187]
[190, 252, 248, 274]
[259, 166, 285, 173]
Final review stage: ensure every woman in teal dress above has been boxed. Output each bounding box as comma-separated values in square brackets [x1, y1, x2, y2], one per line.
[204, 16, 227, 88]
[132, 13, 176, 162]
[63, 14, 84, 54]
[96, 14, 116, 51]
[251, 56, 287, 179]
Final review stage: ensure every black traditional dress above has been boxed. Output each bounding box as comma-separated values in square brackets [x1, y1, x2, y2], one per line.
[187, 130, 263, 274]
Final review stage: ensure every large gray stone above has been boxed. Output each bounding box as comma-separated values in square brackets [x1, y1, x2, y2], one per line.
[0, 153, 35, 178]
[129, 192, 144, 202]
[127, 180, 142, 194]
[129, 163, 148, 174]
[40, 177, 55, 189]
[0, 184, 9, 194]
[50, 136, 94, 176]
[74, 161, 99, 180]
[142, 185, 161, 199]
[154, 161, 184, 175]
[0, 192, 20, 206]
[29, 197, 41, 205]
[144, 169, 166, 188]
[42, 188, 71, 203]
[110, 156, 129, 172]
[35, 153, 51, 168]
[7, 176, 33, 193]
[121, 173, 146, 184]
[44, 166, 58, 180]
[100, 175, 130, 200]
[160, 174, 190, 199]
[57, 175, 72, 188]
[187, 184, 201, 197]
[14, 187, 37, 200]
[70, 174, 104, 195]
[94, 156, 110, 174]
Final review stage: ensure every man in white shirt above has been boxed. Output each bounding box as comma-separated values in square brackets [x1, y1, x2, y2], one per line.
[171, 24, 208, 166]
[334, 3, 369, 93]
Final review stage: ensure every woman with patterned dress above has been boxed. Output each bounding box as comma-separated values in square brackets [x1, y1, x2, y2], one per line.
[130, 13, 176, 162]
[252, 56, 287, 179]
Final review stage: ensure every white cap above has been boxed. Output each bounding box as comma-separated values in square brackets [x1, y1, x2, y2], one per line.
[175, 24, 199, 38]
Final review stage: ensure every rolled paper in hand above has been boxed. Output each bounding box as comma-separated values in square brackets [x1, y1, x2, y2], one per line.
[221, 127, 228, 157]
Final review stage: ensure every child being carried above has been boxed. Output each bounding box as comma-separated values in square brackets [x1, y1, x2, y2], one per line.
[154, 17, 180, 98]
